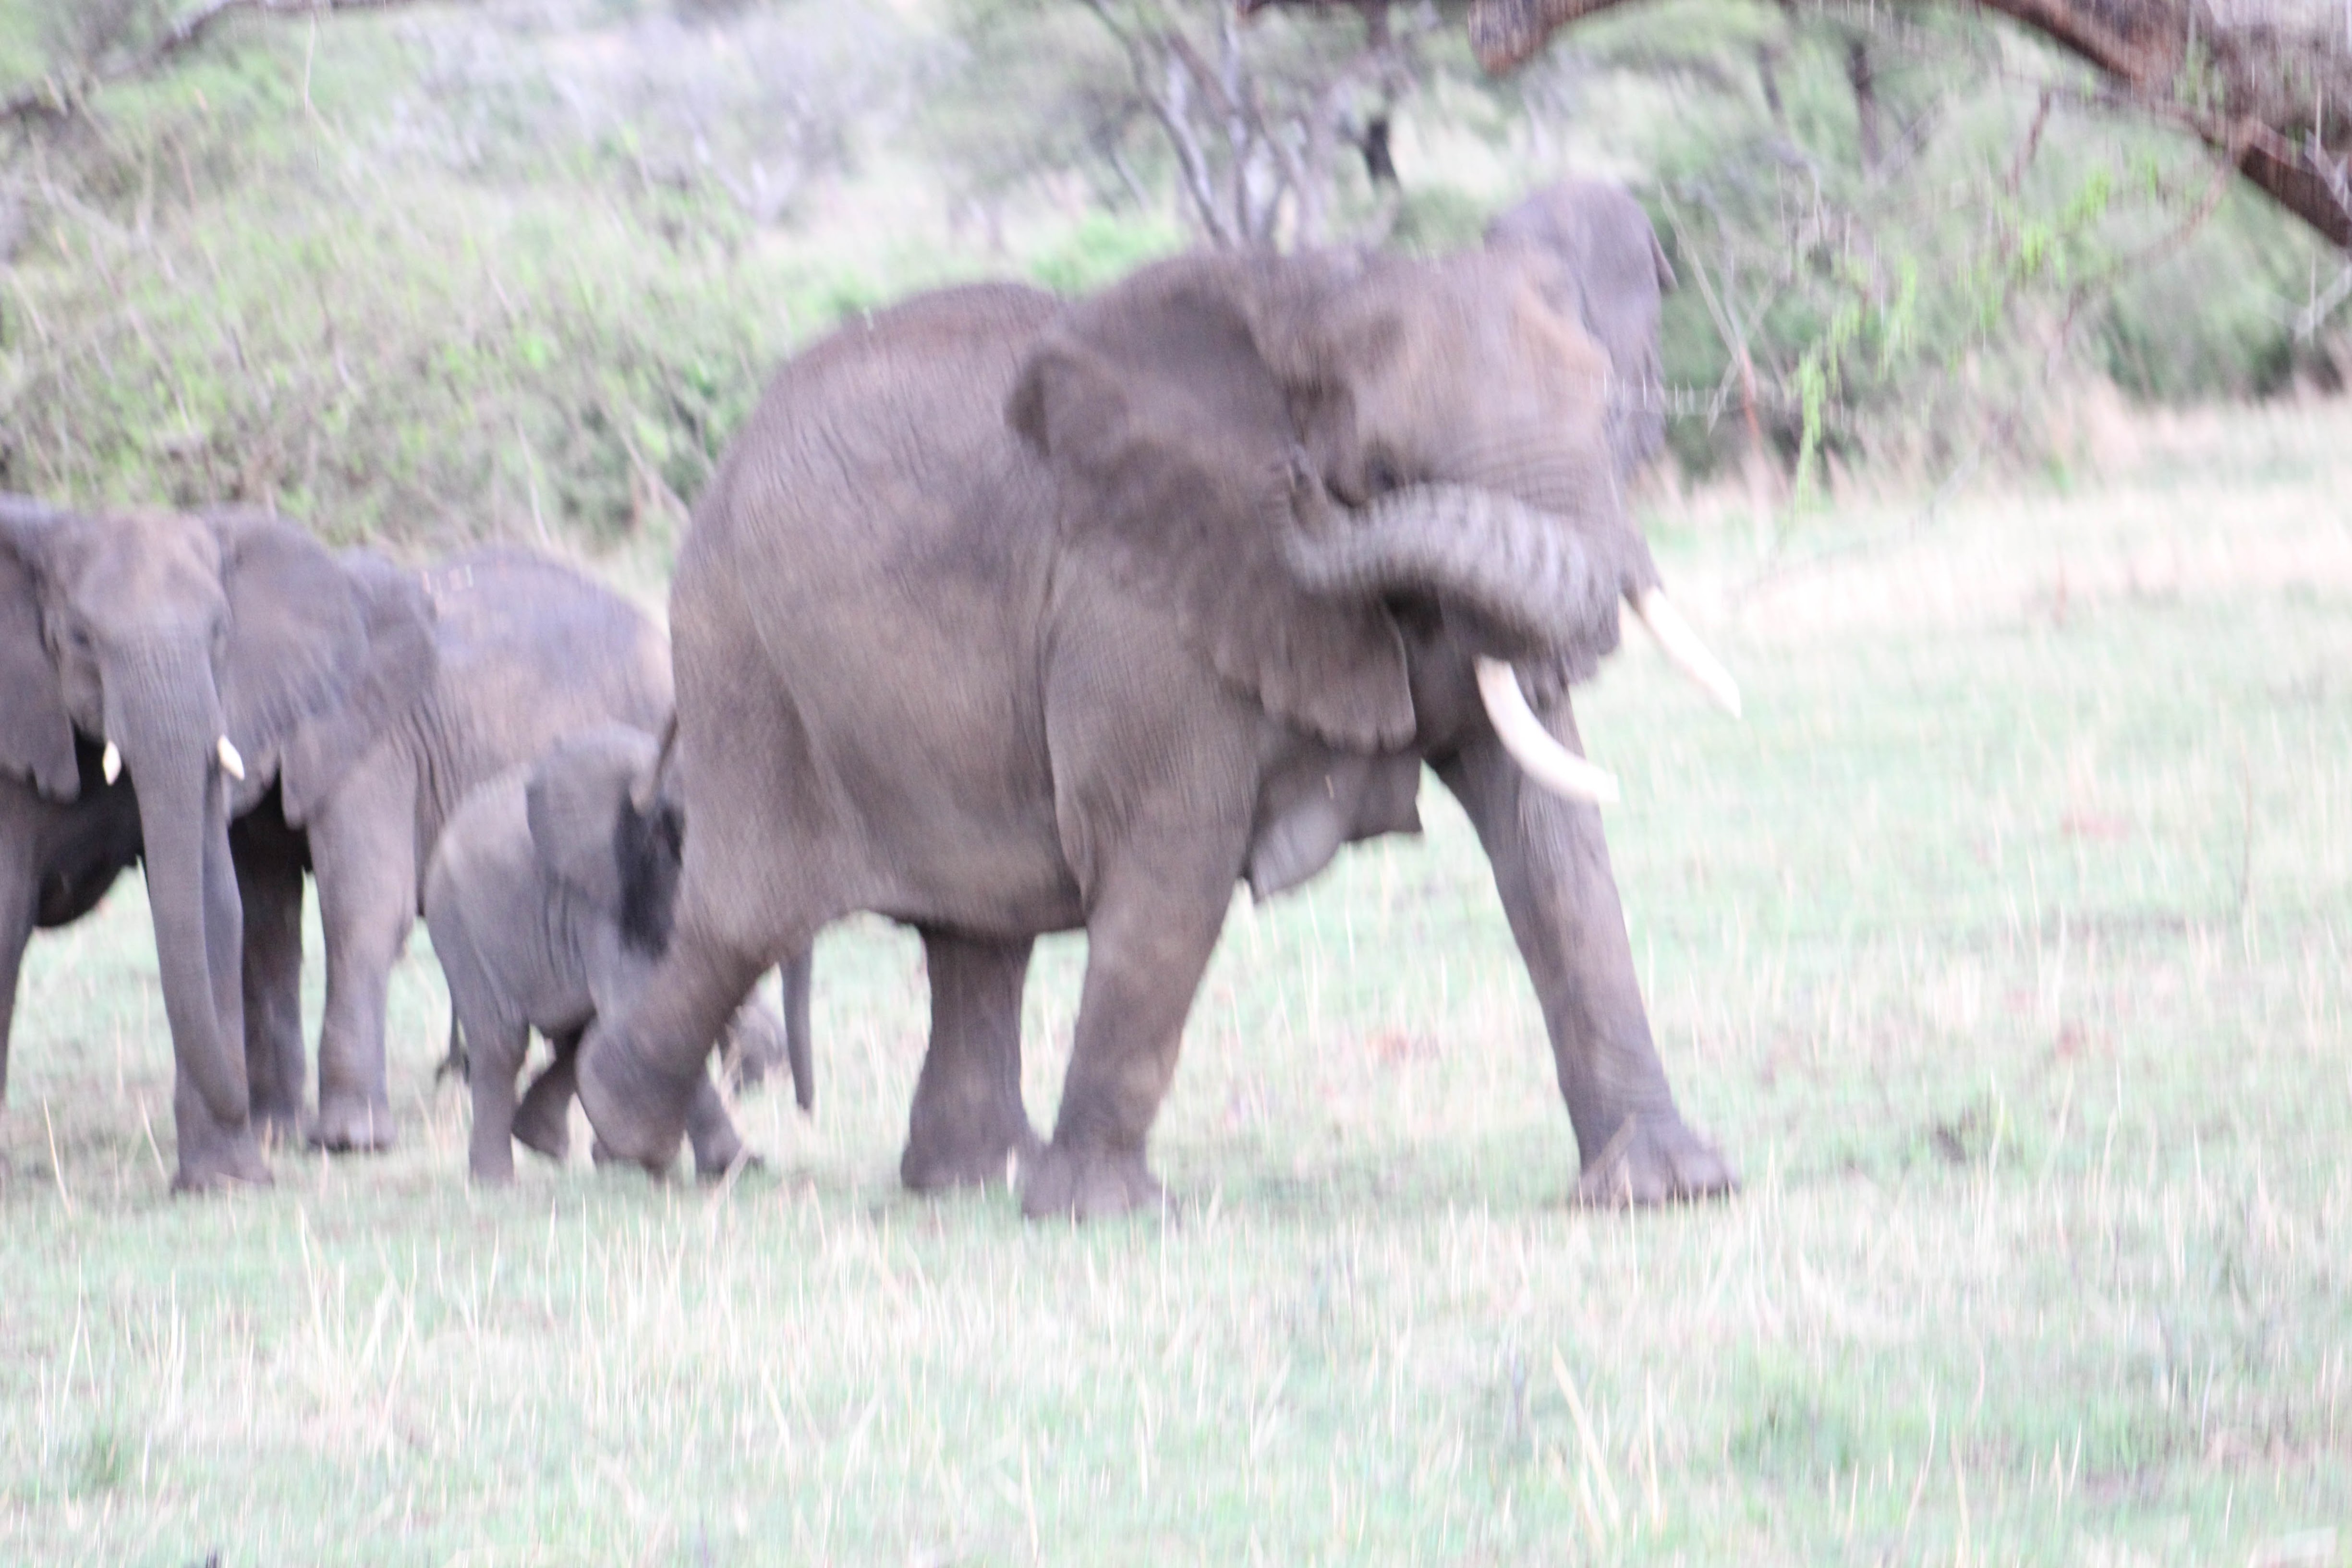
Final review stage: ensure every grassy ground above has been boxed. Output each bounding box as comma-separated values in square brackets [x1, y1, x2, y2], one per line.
[3, 400, 2349, 1565]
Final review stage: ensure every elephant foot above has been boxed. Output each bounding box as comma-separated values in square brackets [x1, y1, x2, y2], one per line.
[309, 1093, 398, 1154]
[1574, 1114, 1738, 1207]
[575, 1031, 694, 1177]
[172, 1127, 274, 1193]
[902, 1116, 1042, 1194]
[1018, 1141, 1165, 1222]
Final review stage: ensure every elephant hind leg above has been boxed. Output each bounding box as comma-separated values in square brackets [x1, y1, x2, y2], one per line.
[577, 924, 779, 1177]
[903, 928, 1038, 1194]
[1020, 851, 1235, 1222]
[0, 879, 33, 1109]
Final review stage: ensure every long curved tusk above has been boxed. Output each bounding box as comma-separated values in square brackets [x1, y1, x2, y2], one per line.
[1631, 588, 1742, 717]
[216, 736, 246, 782]
[1474, 656, 1620, 806]
[101, 740, 121, 785]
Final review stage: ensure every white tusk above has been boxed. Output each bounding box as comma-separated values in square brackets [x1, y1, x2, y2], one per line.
[216, 736, 246, 782]
[101, 740, 121, 785]
[1631, 588, 1742, 718]
[1474, 657, 1620, 806]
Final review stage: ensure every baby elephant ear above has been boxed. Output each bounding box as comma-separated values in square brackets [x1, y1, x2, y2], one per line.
[1006, 255, 1414, 753]
[0, 502, 78, 800]
[525, 723, 662, 913]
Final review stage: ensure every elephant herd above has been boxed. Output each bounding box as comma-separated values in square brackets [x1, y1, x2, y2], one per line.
[1, 180, 1747, 1218]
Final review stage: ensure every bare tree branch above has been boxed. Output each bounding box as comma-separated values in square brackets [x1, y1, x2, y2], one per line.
[1248, 0, 2352, 249]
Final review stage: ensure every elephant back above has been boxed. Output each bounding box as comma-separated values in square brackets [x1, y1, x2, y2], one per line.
[404, 548, 674, 867]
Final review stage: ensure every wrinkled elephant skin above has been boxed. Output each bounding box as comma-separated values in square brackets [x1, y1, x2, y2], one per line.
[565, 250, 1735, 1218]
[425, 725, 811, 1184]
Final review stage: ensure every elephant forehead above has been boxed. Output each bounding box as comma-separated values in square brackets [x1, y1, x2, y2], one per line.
[1346, 262, 1610, 450]
[66, 512, 227, 630]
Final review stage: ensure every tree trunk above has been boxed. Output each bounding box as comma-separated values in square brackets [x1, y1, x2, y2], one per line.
[1847, 35, 1882, 176]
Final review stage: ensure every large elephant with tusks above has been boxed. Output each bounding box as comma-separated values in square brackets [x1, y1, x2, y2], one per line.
[580, 242, 1742, 1218]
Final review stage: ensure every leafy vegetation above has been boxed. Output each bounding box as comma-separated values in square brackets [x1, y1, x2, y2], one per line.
[1, 0, 2344, 552]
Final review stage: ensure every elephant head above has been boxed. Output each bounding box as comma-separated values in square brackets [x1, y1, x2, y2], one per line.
[1006, 245, 1734, 802]
[525, 724, 813, 1113]
[0, 496, 435, 1187]
[1486, 182, 1737, 719]
[1486, 178, 1680, 479]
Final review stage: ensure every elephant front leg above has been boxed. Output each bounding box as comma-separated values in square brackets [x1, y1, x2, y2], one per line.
[1021, 858, 1232, 1221]
[902, 929, 1039, 1193]
[1438, 710, 1735, 1206]
[577, 926, 778, 1176]
[231, 815, 307, 1145]
[306, 757, 420, 1153]
[465, 1019, 531, 1185]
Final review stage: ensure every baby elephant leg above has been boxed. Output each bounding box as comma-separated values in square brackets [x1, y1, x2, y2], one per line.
[466, 1020, 532, 1185]
[511, 1028, 582, 1163]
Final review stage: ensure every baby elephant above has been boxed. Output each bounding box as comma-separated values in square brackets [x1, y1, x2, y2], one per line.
[426, 724, 812, 1183]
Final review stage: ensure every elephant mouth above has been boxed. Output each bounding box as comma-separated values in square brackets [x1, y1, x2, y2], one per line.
[1271, 461, 1741, 804]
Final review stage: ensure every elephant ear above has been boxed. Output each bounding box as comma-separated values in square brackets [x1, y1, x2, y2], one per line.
[1006, 255, 1414, 752]
[526, 725, 670, 927]
[0, 502, 79, 800]
[209, 513, 438, 824]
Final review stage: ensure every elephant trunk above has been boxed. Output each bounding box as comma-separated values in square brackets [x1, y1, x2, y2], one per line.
[1273, 468, 1636, 664]
[110, 641, 250, 1129]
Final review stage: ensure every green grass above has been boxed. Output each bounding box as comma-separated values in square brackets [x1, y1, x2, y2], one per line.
[4, 400, 2351, 1564]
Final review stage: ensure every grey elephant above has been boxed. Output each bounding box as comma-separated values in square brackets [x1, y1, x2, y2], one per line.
[1485, 178, 1680, 480]
[577, 244, 1744, 1219]
[1483, 182, 1740, 717]
[3, 498, 689, 1189]
[243, 546, 679, 1155]
[1, 498, 437, 1188]
[424, 724, 812, 1184]
[0, 736, 143, 1111]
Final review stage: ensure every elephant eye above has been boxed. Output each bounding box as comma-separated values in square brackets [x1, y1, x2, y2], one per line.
[1363, 453, 1404, 498]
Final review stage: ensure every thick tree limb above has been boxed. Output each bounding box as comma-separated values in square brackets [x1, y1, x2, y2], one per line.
[1244, 0, 2352, 248]
[2, 0, 454, 133]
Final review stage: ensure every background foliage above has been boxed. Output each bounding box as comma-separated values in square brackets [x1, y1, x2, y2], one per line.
[0, 0, 2345, 547]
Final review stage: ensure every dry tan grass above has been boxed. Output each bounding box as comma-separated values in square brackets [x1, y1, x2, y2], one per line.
[1, 396, 2348, 1564]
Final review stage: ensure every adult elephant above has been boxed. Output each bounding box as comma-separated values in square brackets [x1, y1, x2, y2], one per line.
[4, 503, 688, 1185]
[579, 246, 1741, 1218]
[0, 738, 143, 1116]
[1485, 178, 1680, 480]
[234, 547, 679, 1152]
[0, 498, 435, 1189]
